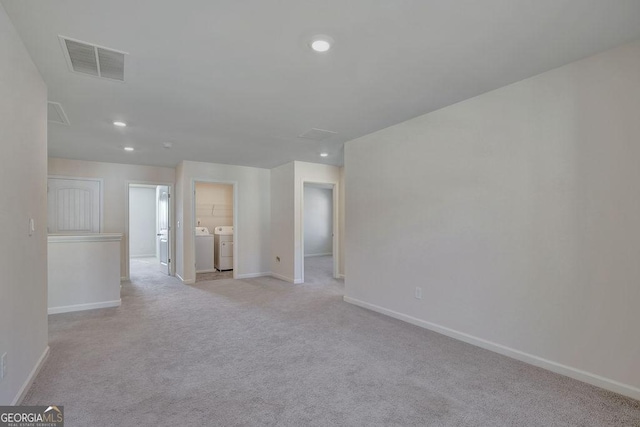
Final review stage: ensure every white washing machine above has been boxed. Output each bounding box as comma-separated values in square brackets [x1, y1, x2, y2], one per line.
[195, 227, 215, 273]
[214, 226, 233, 271]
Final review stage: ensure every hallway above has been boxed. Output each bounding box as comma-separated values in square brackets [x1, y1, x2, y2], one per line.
[304, 255, 338, 285]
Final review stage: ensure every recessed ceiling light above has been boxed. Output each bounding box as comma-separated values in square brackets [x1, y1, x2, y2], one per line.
[320, 152, 329, 157]
[113, 121, 127, 127]
[124, 147, 134, 151]
[311, 40, 331, 52]
[310, 36, 333, 53]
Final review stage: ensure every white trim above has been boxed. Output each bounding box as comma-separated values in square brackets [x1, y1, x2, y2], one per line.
[120, 276, 128, 282]
[11, 346, 50, 405]
[294, 279, 304, 284]
[130, 254, 157, 259]
[338, 274, 345, 279]
[176, 273, 195, 285]
[48, 233, 122, 243]
[196, 269, 217, 273]
[129, 184, 158, 189]
[236, 272, 271, 279]
[343, 296, 640, 401]
[48, 300, 121, 315]
[270, 272, 295, 283]
[304, 252, 333, 258]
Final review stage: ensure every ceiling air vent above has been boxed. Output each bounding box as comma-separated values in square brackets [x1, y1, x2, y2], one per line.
[298, 128, 338, 141]
[59, 36, 127, 81]
[47, 102, 70, 125]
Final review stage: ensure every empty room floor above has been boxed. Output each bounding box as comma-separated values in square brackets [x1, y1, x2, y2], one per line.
[23, 262, 639, 425]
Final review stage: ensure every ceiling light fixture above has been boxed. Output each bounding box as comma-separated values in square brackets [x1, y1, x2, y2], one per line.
[310, 36, 333, 53]
[113, 121, 127, 127]
[320, 152, 329, 157]
[124, 147, 134, 151]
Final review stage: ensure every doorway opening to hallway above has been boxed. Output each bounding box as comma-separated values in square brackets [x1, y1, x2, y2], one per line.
[302, 183, 337, 284]
[128, 184, 171, 280]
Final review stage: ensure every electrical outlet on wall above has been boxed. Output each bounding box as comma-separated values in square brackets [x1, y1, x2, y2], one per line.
[415, 287, 422, 300]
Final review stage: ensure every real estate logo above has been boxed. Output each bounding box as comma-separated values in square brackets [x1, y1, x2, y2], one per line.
[0, 406, 63, 427]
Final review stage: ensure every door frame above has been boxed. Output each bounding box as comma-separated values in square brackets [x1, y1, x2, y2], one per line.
[300, 181, 339, 282]
[124, 180, 174, 281]
[191, 179, 238, 280]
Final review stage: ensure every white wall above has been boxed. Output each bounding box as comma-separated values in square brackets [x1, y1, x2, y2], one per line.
[270, 162, 295, 282]
[48, 235, 122, 314]
[304, 186, 333, 256]
[48, 158, 175, 279]
[176, 161, 270, 283]
[129, 186, 157, 257]
[195, 182, 234, 231]
[344, 41, 640, 399]
[338, 168, 345, 277]
[0, 4, 48, 404]
[270, 161, 342, 283]
[175, 161, 185, 279]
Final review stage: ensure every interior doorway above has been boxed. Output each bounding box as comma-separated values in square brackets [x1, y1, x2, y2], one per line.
[302, 183, 337, 284]
[194, 181, 235, 282]
[128, 184, 171, 279]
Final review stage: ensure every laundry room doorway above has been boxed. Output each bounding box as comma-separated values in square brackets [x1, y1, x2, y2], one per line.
[193, 180, 236, 282]
[127, 183, 172, 280]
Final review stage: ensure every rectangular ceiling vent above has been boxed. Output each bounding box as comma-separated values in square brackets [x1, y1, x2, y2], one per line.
[298, 128, 338, 141]
[59, 36, 127, 81]
[47, 101, 70, 125]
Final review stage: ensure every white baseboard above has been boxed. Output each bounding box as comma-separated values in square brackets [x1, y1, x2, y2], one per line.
[294, 279, 304, 284]
[120, 276, 128, 282]
[130, 254, 157, 259]
[305, 253, 333, 258]
[270, 272, 295, 283]
[343, 296, 640, 401]
[176, 273, 195, 285]
[11, 346, 50, 405]
[196, 269, 217, 273]
[236, 272, 271, 279]
[48, 300, 121, 315]
[339, 274, 345, 279]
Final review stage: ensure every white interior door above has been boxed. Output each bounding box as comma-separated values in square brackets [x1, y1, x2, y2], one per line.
[48, 178, 101, 233]
[157, 186, 170, 275]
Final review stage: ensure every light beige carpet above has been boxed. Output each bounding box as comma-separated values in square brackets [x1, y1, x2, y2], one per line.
[23, 257, 639, 426]
[196, 270, 234, 282]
